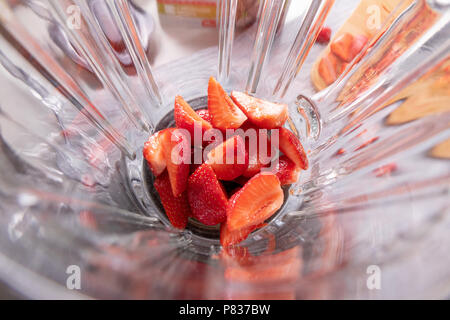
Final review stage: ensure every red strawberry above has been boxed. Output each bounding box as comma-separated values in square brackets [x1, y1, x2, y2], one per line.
[226, 173, 284, 231]
[278, 127, 308, 170]
[350, 34, 368, 59]
[154, 171, 190, 229]
[143, 130, 167, 176]
[231, 91, 288, 129]
[318, 52, 339, 85]
[195, 109, 212, 123]
[189, 147, 204, 174]
[316, 26, 331, 44]
[206, 135, 248, 181]
[208, 77, 247, 130]
[187, 164, 228, 225]
[161, 128, 190, 197]
[220, 221, 265, 248]
[174, 95, 212, 138]
[271, 155, 301, 185]
[235, 122, 275, 178]
[330, 32, 355, 62]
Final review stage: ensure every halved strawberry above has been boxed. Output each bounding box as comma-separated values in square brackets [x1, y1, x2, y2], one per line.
[318, 52, 339, 85]
[187, 164, 228, 225]
[161, 128, 190, 197]
[330, 32, 355, 63]
[195, 109, 212, 123]
[278, 127, 308, 170]
[220, 221, 265, 248]
[174, 95, 212, 138]
[143, 130, 167, 176]
[226, 173, 284, 231]
[271, 155, 301, 185]
[208, 77, 247, 130]
[206, 135, 248, 181]
[231, 91, 288, 129]
[154, 171, 190, 229]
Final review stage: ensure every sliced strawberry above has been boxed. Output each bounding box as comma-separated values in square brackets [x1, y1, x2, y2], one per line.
[174, 95, 212, 138]
[189, 147, 204, 174]
[143, 130, 167, 176]
[154, 171, 190, 229]
[271, 155, 301, 185]
[231, 91, 288, 129]
[220, 221, 265, 248]
[318, 52, 339, 85]
[206, 135, 248, 181]
[330, 32, 355, 62]
[161, 128, 190, 197]
[236, 122, 274, 178]
[195, 109, 212, 123]
[187, 164, 228, 225]
[227, 173, 284, 231]
[278, 127, 308, 170]
[338, 61, 349, 76]
[350, 34, 368, 60]
[208, 77, 247, 130]
[316, 26, 331, 44]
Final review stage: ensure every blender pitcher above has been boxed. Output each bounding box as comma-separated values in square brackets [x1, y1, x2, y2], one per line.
[0, 0, 448, 299]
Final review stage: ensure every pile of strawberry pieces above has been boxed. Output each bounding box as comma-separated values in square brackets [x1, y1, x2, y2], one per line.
[143, 77, 308, 248]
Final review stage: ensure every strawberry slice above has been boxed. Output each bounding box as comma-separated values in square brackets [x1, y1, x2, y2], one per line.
[231, 91, 288, 129]
[154, 171, 190, 229]
[236, 122, 274, 178]
[226, 173, 284, 231]
[195, 109, 212, 123]
[161, 128, 190, 197]
[278, 128, 308, 170]
[206, 135, 248, 181]
[220, 221, 265, 248]
[330, 32, 355, 63]
[318, 52, 339, 85]
[271, 155, 301, 185]
[143, 130, 167, 176]
[208, 77, 247, 130]
[316, 26, 331, 44]
[350, 34, 368, 60]
[187, 164, 228, 225]
[174, 95, 212, 137]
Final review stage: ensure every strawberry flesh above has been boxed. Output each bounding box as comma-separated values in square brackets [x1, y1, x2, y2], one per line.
[220, 221, 265, 248]
[161, 128, 190, 197]
[350, 34, 368, 60]
[278, 127, 308, 170]
[226, 173, 284, 231]
[174, 95, 212, 138]
[236, 122, 274, 178]
[187, 164, 228, 226]
[271, 155, 301, 185]
[206, 135, 248, 181]
[231, 91, 288, 129]
[208, 77, 247, 130]
[330, 32, 355, 62]
[143, 130, 167, 176]
[318, 52, 339, 85]
[154, 171, 190, 229]
[195, 109, 213, 123]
